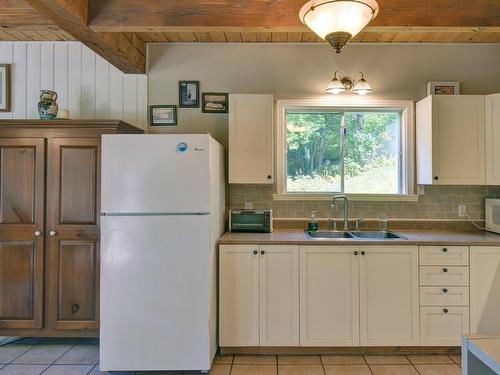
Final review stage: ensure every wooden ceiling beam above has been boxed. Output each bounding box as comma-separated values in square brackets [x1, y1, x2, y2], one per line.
[0, 0, 56, 29]
[24, 0, 145, 73]
[87, 0, 500, 31]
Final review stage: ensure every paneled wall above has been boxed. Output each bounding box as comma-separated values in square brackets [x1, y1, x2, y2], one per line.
[0, 42, 147, 129]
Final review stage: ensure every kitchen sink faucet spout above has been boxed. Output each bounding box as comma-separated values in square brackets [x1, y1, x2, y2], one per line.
[332, 194, 349, 230]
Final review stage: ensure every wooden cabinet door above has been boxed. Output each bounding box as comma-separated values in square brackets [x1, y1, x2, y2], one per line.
[259, 245, 299, 346]
[359, 246, 419, 346]
[0, 138, 45, 329]
[46, 138, 100, 330]
[420, 307, 469, 346]
[486, 94, 500, 185]
[219, 245, 260, 346]
[229, 94, 274, 184]
[300, 246, 359, 346]
[470, 246, 500, 334]
[433, 95, 485, 185]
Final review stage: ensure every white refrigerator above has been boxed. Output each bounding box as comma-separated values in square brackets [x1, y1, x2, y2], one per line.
[99, 134, 225, 372]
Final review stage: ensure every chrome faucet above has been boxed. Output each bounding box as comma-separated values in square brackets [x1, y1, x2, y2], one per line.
[332, 194, 349, 230]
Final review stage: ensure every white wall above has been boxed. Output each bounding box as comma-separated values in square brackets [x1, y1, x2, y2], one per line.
[148, 43, 500, 147]
[0, 41, 147, 130]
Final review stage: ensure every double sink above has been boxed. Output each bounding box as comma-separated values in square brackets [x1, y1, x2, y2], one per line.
[306, 230, 406, 240]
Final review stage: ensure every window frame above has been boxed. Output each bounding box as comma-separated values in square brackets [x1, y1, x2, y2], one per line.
[275, 98, 416, 202]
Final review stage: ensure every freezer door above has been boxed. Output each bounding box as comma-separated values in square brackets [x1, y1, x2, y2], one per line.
[100, 215, 211, 371]
[101, 134, 210, 213]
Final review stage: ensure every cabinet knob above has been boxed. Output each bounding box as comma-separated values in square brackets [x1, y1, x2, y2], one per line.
[354, 251, 359, 256]
[361, 251, 366, 255]
[49, 230, 57, 236]
[253, 250, 258, 255]
[443, 268, 448, 273]
[434, 176, 439, 181]
[442, 248, 448, 253]
[71, 303, 80, 314]
[267, 175, 272, 180]
[443, 308, 449, 314]
[34, 230, 42, 237]
[260, 250, 265, 255]
[443, 288, 448, 293]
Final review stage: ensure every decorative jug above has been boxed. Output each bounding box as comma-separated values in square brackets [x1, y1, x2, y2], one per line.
[38, 90, 58, 119]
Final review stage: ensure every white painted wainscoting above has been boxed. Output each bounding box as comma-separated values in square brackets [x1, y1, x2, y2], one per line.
[0, 41, 148, 130]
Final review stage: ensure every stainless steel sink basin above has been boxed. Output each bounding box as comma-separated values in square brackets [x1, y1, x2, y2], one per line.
[305, 230, 406, 240]
[350, 231, 406, 239]
[306, 230, 354, 239]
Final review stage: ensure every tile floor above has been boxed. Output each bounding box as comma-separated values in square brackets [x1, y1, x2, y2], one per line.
[0, 337, 462, 375]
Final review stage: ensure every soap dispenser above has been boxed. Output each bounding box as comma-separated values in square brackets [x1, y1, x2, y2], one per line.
[307, 211, 319, 232]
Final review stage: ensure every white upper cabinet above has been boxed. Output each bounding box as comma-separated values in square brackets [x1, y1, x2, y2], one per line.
[416, 95, 485, 185]
[486, 94, 500, 185]
[229, 94, 274, 184]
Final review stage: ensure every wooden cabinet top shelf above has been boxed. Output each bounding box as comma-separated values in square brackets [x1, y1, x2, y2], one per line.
[0, 119, 143, 134]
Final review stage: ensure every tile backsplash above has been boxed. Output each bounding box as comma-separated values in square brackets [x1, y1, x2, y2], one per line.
[229, 185, 500, 221]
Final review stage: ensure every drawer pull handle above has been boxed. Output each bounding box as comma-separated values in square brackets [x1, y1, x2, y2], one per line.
[253, 250, 258, 255]
[443, 288, 448, 293]
[443, 268, 448, 273]
[354, 251, 358, 256]
[71, 303, 80, 314]
[442, 248, 448, 253]
[443, 308, 449, 314]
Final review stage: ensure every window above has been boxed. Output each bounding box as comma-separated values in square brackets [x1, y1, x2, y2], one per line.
[276, 99, 415, 201]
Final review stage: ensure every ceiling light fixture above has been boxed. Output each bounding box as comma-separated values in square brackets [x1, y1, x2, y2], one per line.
[299, 0, 379, 53]
[326, 71, 373, 95]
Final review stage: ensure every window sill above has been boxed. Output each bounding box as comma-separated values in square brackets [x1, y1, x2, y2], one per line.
[273, 193, 419, 202]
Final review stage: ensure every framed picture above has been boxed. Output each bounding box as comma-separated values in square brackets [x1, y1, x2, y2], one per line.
[149, 105, 177, 126]
[202, 92, 228, 113]
[179, 81, 199, 108]
[0, 64, 11, 112]
[427, 81, 460, 95]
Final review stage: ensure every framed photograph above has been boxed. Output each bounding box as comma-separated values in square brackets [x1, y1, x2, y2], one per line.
[149, 105, 177, 126]
[179, 80, 199, 108]
[427, 81, 460, 95]
[202, 92, 228, 113]
[0, 64, 11, 112]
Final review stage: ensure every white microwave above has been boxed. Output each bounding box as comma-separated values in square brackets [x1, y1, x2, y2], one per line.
[485, 199, 500, 234]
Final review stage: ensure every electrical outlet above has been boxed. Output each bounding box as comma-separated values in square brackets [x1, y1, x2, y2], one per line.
[458, 204, 467, 217]
[245, 202, 253, 209]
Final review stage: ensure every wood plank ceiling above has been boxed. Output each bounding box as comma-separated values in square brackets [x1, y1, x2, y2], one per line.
[0, 0, 499, 73]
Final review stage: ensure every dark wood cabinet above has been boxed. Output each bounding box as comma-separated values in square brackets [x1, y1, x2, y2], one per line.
[0, 120, 142, 337]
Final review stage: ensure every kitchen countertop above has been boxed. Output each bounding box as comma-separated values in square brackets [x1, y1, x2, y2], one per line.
[218, 229, 500, 246]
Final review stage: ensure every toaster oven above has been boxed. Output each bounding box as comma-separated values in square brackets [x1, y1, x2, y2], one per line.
[229, 209, 273, 233]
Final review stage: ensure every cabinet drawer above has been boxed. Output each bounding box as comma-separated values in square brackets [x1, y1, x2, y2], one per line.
[420, 306, 470, 346]
[419, 246, 469, 266]
[419, 266, 469, 286]
[420, 287, 469, 306]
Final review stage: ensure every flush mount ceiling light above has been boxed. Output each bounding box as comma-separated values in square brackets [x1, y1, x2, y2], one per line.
[326, 71, 373, 95]
[299, 0, 379, 53]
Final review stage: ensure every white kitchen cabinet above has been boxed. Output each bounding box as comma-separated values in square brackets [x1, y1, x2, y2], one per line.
[259, 245, 299, 346]
[470, 246, 500, 334]
[300, 246, 359, 346]
[219, 245, 260, 346]
[359, 246, 420, 346]
[219, 244, 299, 347]
[228, 94, 274, 184]
[486, 94, 500, 185]
[416, 95, 485, 185]
[420, 306, 470, 346]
